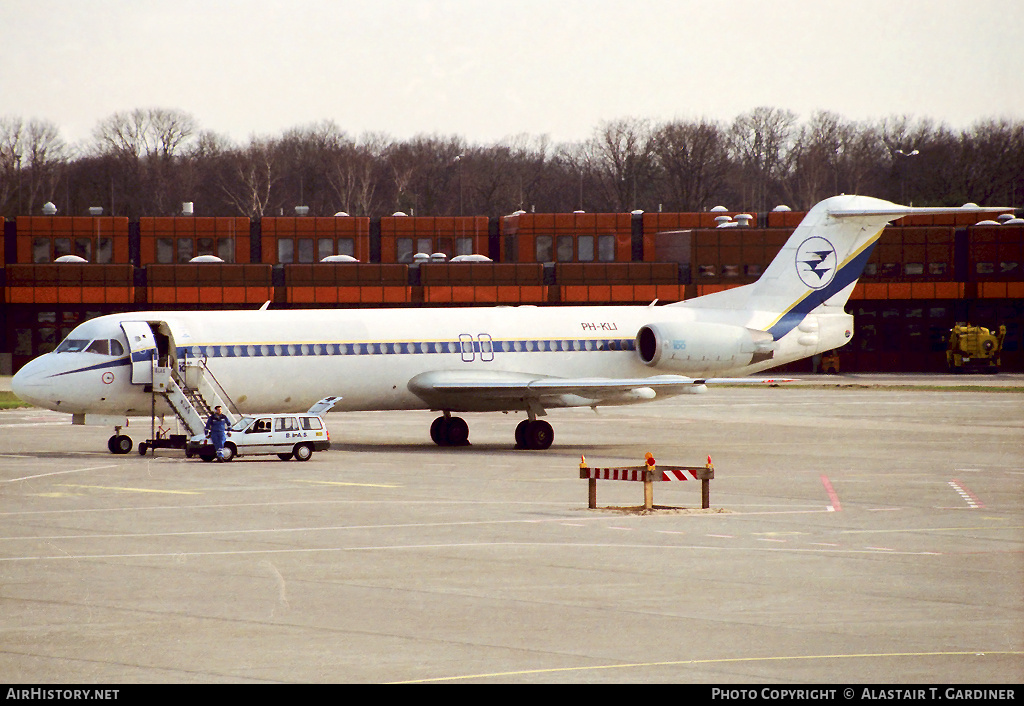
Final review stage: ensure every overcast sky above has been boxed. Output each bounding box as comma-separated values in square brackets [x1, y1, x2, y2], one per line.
[3, 0, 1022, 148]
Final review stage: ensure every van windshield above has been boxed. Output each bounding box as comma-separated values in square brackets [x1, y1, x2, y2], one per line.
[231, 417, 254, 432]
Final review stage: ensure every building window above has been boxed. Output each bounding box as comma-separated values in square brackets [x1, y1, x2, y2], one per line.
[318, 238, 334, 261]
[396, 238, 413, 263]
[176, 238, 193, 263]
[556, 235, 574, 262]
[156, 238, 174, 263]
[32, 238, 50, 262]
[535, 235, 553, 263]
[278, 238, 294, 264]
[217, 238, 234, 262]
[598, 234, 616, 261]
[578, 235, 595, 261]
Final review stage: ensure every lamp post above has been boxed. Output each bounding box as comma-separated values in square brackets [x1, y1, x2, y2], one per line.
[896, 149, 919, 205]
[454, 154, 464, 216]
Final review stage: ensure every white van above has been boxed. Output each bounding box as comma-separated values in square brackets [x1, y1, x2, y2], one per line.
[187, 412, 331, 462]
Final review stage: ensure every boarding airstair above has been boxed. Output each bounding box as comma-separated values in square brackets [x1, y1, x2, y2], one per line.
[141, 359, 240, 454]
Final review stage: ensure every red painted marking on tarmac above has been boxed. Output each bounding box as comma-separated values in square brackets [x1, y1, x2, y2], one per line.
[820, 475, 842, 512]
[948, 479, 985, 509]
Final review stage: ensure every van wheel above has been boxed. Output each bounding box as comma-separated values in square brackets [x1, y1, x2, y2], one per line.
[199, 452, 215, 462]
[293, 443, 313, 462]
[277, 452, 293, 461]
[217, 444, 236, 462]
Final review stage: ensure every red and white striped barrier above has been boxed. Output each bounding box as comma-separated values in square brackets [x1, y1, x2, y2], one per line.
[579, 453, 714, 509]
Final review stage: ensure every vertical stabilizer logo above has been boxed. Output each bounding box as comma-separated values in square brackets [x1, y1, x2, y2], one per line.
[795, 237, 837, 289]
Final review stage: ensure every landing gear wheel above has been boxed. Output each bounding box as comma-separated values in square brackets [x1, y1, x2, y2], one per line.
[445, 417, 469, 446]
[430, 415, 470, 446]
[108, 434, 132, 455]
[293, 443, 313, 461]
[138, 442, 148, 456]
[516, 420, 554, 450]
[430, 416, 447, 445]
[515, 419, 530, 448]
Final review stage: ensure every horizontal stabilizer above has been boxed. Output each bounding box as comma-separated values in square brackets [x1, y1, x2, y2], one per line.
[828, 204, 1012, 219]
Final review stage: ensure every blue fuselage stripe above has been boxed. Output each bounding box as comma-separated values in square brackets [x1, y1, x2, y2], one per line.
[54, 338, 638, 377]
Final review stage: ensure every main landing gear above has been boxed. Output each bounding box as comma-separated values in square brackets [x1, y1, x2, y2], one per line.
[428, 413, 555, 450]
[515, 419, 554, 450]
[430, 414, 470, 446]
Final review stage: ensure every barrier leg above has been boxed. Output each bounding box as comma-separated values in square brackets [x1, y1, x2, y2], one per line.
[644, 479, 653, 510]
[589, 478, 597, 509]
[702, 479, 710, 509]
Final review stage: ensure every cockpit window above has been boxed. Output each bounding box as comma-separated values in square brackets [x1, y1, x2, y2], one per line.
[55, 338, 91, 353]
[85, 339, 109, 355]
[56, 338, 127, 356]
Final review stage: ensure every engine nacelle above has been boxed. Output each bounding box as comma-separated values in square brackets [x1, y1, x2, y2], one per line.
[635, 321, 775, 374]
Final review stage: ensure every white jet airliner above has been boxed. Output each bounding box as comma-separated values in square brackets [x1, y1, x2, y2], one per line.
[11, 195, 1005, 452]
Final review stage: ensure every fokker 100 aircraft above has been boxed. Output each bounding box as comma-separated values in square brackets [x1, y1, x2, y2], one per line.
[11, 195, 1006, 452]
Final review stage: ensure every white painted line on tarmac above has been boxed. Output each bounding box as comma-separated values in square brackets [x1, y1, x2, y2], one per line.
[0, 465, 120, 483]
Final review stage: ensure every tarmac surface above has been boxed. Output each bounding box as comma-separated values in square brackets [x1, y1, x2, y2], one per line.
[0, 374, 1022, 684]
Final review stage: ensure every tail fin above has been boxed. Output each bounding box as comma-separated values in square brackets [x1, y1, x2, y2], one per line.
[680, 195, 1009, 340]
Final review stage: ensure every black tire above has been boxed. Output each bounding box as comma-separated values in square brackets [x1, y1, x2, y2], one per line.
[110, 434, 133, 455]
[293, 443, 313, 461]
[277, 452, 294, 461]
[199, 451, 215, 462]
[514, 419, 530, 448]
[445, 417, 470, 446]
[430, 416, 447, 445]
[138, 442, 148, 456]
[217, 444, 236, 462]
[524, 420, 553, 450]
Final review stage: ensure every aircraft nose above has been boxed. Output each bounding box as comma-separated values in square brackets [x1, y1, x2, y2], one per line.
[11, 357, 53, 408]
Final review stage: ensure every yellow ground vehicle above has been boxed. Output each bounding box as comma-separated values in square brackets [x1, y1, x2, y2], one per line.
[821, 350, 840, 374]
[946, 323, 1006, 374]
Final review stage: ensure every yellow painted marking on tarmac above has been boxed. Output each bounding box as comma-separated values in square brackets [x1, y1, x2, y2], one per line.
[387, 650, 1024, 684]
[58, 484, 201, 495]
[292, 479, 400, 489]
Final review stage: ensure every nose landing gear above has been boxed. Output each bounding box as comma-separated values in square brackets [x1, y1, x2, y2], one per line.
[107, 426, 133, 454]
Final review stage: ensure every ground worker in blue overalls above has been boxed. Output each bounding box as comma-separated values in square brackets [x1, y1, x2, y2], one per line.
[204, 405, 231, 461]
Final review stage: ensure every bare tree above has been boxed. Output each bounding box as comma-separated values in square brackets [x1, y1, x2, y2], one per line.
[578, 118, 657, 211]
[652, 119, 730, 211]
[728, 107, 797, 211]
[91, 108, 198, 215]
[216, 137, 281, 218]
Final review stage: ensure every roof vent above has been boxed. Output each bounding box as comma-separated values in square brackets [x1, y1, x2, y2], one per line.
[42, 202, 57, 215]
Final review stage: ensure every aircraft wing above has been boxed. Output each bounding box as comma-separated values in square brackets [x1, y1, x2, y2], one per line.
[407, 370, 791, 412]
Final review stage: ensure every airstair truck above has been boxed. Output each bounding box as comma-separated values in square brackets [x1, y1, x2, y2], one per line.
[946, 323, 1006, 373]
